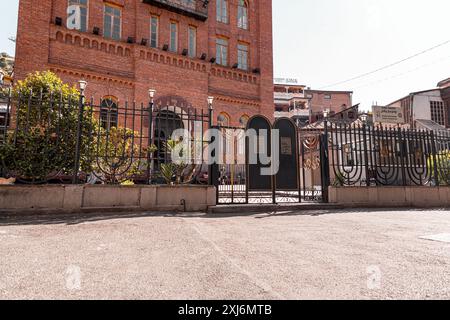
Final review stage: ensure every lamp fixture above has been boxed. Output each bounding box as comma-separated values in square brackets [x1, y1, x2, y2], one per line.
[78, 80, 87, 93]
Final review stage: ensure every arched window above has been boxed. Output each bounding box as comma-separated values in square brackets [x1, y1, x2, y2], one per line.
[239, 114, 249, 127]
[237, 0, 248, 30]
[217, 0, 229, 24]
[100, 97, 118, 129]
[68, 0, 88, 32]
[217, 112, 230, 126]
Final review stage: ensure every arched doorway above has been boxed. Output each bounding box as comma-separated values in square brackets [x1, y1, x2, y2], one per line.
[153, 108, 185, 166]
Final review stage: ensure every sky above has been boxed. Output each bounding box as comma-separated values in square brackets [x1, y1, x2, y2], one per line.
[1, 0, 449, 110]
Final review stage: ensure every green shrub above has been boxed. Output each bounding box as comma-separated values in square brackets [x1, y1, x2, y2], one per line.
[428, 150, 450, 185]
[0, 71, 95, 182]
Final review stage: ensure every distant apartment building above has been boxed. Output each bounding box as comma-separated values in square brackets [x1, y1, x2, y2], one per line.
[273, 79, 310, 126]
[274, 79, 354, 126]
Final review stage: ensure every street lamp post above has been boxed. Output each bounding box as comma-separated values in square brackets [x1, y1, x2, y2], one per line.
[207, 96, 214, 185]
[321, 108, 330, 202]
[361, 113, 371, 186]
[147, 89, 156, 184]
[73, 80, 87, 184]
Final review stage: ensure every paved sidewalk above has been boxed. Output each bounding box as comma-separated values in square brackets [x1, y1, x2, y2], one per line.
[1, 208, 450, 299]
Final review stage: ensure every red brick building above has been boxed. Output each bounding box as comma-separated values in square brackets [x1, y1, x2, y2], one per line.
[14, 0, 274, 126]
[305, 89, 353, 122]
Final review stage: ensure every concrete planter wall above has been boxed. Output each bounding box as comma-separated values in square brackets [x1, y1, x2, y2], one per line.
[329, 186, 450, 208]
[0, 185, 216, 214]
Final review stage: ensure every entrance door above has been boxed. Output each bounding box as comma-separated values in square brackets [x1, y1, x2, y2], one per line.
[274, 118, 300, 203]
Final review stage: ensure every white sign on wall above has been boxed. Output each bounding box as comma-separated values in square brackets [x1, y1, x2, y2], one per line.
[274, 78, 299, 85]
[372, 105, 405, 124]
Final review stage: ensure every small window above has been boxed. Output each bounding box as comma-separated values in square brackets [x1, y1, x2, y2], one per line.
[216, 38, 228, 66]
[217, 112, 230, 126]
[169, 21, 178, 53]
[150, 16, 159, 48]
[217, 0, 229, 23]
[237, 43, 249, 70]
[68, 0, 88, 32]
[324, 94, 331, 99]
[104, 4, 121, 40]
[188, 26, 197, 58]
[430, 101, 445, 126]
[237, 0, 248, 30]
[100, 97, 118, 129]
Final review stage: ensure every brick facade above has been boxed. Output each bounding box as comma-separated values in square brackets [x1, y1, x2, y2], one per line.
[14, 0, 274, 126]
[305, 89, 353, 122]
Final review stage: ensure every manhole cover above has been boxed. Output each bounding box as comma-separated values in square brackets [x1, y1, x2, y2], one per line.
[420, 233, 450, 243]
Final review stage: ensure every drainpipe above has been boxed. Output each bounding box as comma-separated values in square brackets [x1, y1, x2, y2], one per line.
[180, 199, 186, 212]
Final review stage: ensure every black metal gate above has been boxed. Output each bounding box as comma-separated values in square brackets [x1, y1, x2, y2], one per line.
[299, 128, 328, 202]
[214, 116, 327, 204]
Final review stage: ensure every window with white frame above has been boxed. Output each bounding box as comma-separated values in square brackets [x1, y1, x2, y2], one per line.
[237, 43, 249, 70]
[150, 15, 159, 48]
[430, 100, 445, 126]
[237, 0, 248, 29]
[188, 26, 197, 58]
[68, 0, 88, 32]
[170, 21, 178, 53]
[216, 0, 228, 23]
[216, 38, 228, 66]
[104, 4, 121, 40]
[100, 97, 118, 130]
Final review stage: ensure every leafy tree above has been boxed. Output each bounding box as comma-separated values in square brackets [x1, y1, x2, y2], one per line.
[0, 71, 95, 182]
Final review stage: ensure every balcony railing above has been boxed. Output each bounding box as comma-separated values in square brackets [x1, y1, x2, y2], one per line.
[143, 0, 209, 21]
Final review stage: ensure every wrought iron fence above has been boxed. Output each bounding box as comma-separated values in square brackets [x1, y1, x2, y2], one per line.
[0, 90, 211, 185]
[328, 121, 450, 187]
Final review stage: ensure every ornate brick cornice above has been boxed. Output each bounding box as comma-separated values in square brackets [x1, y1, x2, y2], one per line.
[48, 64, 134, 87]
[209, 88, 261, 107]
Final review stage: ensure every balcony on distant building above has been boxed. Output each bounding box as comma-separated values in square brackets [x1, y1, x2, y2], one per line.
[143, 0, 209, 21]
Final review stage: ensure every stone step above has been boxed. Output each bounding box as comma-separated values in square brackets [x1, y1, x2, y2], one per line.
[208, 203, 345, 214]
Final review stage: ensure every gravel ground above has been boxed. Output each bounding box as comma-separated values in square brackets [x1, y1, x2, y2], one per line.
[1, 208, 450, 300]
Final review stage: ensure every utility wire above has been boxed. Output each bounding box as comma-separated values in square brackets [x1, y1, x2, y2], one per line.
[319, 39, 450, 89]
[354, 55, 450, 90]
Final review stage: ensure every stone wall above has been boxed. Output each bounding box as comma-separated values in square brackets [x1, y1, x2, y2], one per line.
[0, 185, 216, 214]
[329, 186, 450, 208]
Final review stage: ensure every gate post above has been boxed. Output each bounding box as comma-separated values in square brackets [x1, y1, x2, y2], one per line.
[362, 122, 370, 186]
[320, 119, 331, 203]
[72, 81, 87, 184]
[430, 130, 440, 186]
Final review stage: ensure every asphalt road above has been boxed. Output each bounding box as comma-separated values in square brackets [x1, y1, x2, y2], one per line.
[1, 208, 450, 299]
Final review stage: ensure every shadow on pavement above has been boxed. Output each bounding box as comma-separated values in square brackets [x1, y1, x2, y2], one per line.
[0, 207, 445, 226]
